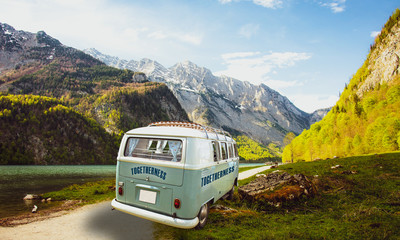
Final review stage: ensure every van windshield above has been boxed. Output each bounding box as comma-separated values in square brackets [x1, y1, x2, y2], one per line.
[124, 137, 183, 162]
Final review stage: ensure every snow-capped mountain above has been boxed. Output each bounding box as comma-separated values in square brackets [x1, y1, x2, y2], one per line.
[84, 48, 328, 146]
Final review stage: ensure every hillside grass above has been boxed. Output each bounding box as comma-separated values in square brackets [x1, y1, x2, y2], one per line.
[154, 152, 400, 240]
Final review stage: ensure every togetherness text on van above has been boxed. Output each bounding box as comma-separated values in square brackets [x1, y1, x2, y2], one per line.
[111, 121, 239, 229]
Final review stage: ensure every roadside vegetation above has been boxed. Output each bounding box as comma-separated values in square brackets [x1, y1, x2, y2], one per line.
[154, 152, 400, 239]
[40, 179, 116, 204]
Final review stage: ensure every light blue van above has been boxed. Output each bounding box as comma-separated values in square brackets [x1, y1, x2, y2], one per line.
[111, 121, 239, 229]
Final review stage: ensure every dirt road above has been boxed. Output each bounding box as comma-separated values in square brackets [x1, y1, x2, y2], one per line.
[0, 201, 154, 240]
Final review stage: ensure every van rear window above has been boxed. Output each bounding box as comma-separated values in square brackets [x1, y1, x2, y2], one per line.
[124, 138, 182, 162]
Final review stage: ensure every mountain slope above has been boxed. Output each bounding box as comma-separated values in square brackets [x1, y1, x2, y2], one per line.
[84, 49, 327, 147]
[0, 94, 118, 165]
[0, 23, 189, 164]
[282, 9, 400, 162]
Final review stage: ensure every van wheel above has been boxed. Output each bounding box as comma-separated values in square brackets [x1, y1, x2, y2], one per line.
[195, 202, 209, 229]
[227, 185, 235, 200]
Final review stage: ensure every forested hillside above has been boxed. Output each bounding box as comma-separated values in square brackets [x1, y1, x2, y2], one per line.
[0, 23, 189, 165]
[283, 9, 400, 162]
[76, 82, 188, 136]
[235, 135, 281, 162]
[0, 95, 118, 165]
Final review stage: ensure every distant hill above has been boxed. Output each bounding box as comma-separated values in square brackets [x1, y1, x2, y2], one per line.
[0, 23, 188, 165]
[283, 9, 400, 162]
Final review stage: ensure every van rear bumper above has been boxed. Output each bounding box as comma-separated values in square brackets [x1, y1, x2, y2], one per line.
[111, 199, 199, 229]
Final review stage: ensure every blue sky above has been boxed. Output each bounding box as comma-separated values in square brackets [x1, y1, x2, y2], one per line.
[1, 0, 399, 112]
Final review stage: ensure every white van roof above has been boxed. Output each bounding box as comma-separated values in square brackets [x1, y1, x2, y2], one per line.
[125, 121, 235, 142]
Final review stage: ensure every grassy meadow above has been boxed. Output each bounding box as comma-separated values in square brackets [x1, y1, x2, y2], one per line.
[155, 152, 400, 240]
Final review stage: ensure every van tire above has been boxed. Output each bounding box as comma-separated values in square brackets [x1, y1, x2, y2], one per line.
[227, 185, 235, 200]
[195, 202, 209, 229]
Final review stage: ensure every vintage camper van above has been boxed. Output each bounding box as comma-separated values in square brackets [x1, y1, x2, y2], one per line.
[111, 121, 239, 229]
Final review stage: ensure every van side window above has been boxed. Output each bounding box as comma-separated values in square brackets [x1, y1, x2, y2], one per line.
[124, 137, 182, 162]
[228, 143, 233, 159]
[221, 142, 227, 160]
[233, 143, 239, 158]
[212, 141, 219, 162]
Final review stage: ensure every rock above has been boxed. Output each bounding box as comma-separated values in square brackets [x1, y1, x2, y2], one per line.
[341, 170, 357, 175]
[210, 204, 238, 214]
[256, 174, 266, 178]
[210, 204, 236, 212]
[23, 194, 39, 200]
[32, 205, 38, 213]
[238, 172, 316, 207]
[331, 165, 342, 169]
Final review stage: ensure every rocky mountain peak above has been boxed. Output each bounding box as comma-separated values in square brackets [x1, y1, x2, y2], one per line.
[84, 48, 329, 146]
[36, 31, 61, 47]
[1, 23, 23, 51]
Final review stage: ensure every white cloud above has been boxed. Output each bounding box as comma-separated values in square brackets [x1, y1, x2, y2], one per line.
[218, 0, 282, 9]
[148, 30, 203, 45]
[148, 31, 168, 40]
[264, 79, 303, 90]
[253, 0, 283, 9]
[124, 27, 149, 40]
[215, 51, 311, 85]
[320, 0, 346, 13]
[288, 94, 338, 113]
[238, 24, 260, 38]
[221, 51, 261, 60]
[370, 31, 380, 38]
[219, 0, 233, 3]
[177, 33, 203, 45]
[264, 52, 311, 67]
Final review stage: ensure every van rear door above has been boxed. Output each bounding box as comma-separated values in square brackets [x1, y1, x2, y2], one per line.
[121, 136, 184, 186]
[117, 137, 185, 215]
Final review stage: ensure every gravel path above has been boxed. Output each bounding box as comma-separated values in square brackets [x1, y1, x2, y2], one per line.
[0, 201, 154, 240]
[238, 165, 272, 180]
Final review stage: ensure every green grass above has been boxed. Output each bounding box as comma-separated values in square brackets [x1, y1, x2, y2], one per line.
[154, 152, 400, 240]
[41, 179, 115, 204]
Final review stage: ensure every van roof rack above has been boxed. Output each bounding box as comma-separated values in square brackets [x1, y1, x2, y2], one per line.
[148, 121, 232, 140]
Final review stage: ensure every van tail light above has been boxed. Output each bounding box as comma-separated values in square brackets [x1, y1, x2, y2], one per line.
[174, 198, 181, 209]
[118, 182, 124, 195]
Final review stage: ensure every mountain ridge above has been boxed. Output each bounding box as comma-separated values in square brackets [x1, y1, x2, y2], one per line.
[84, 48, 329, 146]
